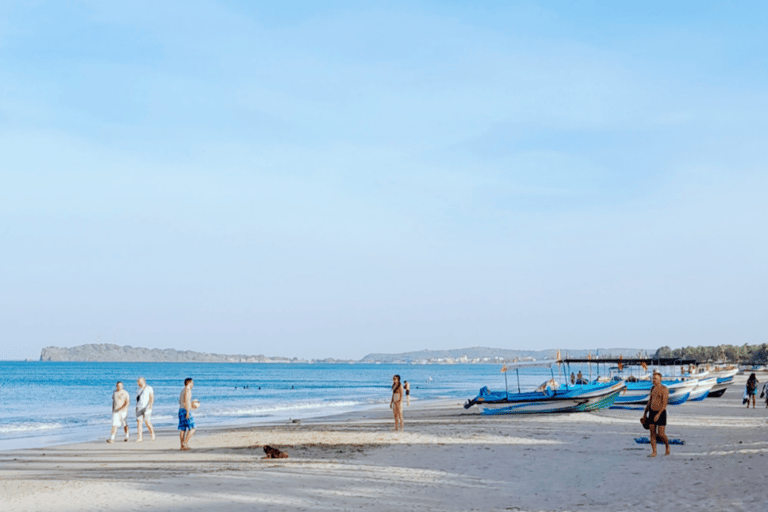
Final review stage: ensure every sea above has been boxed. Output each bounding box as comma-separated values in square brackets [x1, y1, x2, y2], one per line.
[0, 361, 593, 451]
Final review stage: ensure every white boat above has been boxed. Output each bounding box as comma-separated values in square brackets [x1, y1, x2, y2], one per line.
[687, 377, 718, 401]
[708, 368, 738, 397]
[613, 378, 697, 405]
[663, 378, 699, 405]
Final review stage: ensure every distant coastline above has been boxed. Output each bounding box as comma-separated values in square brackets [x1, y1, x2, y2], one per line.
[38, 343, 646, 364]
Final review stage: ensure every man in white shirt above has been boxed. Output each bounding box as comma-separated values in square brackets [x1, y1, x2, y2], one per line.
[107, 381, 130, 443]
[135, 377, 155, 442]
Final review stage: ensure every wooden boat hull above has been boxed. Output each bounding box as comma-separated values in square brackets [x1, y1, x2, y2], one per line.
[707, 375, 735, 397]
[666, 381, 697, 405]
[474, 382, 626, 415]
[613, 384, 651, 405]
[611, 379, 697, 405]
[688, 377, 718, 401]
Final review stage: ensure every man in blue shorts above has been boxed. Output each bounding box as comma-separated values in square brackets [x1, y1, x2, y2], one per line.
[178, 377, 196, 450]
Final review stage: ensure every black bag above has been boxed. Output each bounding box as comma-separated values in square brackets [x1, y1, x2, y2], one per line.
[640, 416, 650, 430]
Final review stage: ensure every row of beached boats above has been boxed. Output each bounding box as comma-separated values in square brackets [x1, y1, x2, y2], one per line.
[464, 358, 739, 415]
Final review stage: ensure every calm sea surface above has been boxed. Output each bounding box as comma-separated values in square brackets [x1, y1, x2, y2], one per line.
[0, 361, 592, 450]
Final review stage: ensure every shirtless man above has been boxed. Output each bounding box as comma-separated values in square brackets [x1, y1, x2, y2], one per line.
[135, 377, 155, 442]
[643, 373, 670, 457]
[178, 378, 196, 450]
[107, 381, 130, 443]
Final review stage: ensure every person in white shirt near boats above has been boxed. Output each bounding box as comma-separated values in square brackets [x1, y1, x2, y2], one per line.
[135, 377, 155, 443]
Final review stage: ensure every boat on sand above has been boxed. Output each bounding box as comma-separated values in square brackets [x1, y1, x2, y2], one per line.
[464, 360, 626, 415]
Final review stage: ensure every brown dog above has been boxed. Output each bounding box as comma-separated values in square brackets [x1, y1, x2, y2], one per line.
[263, 445, 289, 459]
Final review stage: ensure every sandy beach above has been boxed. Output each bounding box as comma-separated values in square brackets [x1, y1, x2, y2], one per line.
[1, 375, 766, 512]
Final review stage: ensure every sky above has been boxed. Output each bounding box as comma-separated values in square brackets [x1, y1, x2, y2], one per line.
[1, 1, 766, 360]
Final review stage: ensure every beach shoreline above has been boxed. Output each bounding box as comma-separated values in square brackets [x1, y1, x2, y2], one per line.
[1, 375, 766, 511]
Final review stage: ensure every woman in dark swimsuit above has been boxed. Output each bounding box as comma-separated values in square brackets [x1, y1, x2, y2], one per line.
[390, 375, 404, 431]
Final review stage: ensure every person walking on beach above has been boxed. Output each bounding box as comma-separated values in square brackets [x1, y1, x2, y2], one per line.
[643, 373, 670, 457]
[178, 378, 196, 450]
[761, 380, 768, 409]
[404, 380, 411, 406]
[745, 373, 759, 409]
[107, 381, 130, 443]
[135, 377, 155, 442]
[390, 374, 404, 431]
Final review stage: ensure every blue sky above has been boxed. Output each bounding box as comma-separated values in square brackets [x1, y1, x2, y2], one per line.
[1, 1, 766, 360]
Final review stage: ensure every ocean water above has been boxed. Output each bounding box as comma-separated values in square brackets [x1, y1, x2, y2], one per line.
[0, 361, 589, 450]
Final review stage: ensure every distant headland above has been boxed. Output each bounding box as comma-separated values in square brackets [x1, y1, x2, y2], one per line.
[39, 344, 314, 363]
[38, 344, 645, 364]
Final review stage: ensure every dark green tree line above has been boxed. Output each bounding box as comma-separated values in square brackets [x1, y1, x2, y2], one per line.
[654, 344, 768, 363]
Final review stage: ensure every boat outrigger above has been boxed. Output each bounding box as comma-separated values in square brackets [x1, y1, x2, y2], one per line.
[464, 359, 626, 415]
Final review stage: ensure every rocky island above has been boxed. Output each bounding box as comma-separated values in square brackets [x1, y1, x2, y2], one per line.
[39, 344, 309, 363]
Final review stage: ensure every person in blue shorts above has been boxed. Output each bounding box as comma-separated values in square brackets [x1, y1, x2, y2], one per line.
[178, 377, 196, 450]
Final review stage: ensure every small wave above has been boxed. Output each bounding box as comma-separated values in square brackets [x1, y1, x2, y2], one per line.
[0, 422, 65, 434]
[201, 400, 362, 418]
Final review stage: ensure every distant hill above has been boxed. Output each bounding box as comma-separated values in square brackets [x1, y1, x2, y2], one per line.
[38, 343, 648, 363]
[360, 347, 647, 363]
[39, 344, 305, 363]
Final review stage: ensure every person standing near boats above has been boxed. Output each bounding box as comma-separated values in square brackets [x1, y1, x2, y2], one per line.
[390, 375, 404, 431]
[643, 373, 670, 457]
[745, 373, 759, 409]
[135, 377, 155, 443]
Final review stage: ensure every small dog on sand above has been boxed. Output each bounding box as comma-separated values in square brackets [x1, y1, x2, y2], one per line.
[263, 445, 289, 459]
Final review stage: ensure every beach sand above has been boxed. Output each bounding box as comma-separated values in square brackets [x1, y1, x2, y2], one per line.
[1, 375, 766, 512]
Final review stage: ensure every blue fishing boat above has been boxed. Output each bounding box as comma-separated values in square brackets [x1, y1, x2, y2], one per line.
[464, 360, 626, 415]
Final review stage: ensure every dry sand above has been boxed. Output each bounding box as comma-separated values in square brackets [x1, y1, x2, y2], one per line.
[1, 375, 766, 512]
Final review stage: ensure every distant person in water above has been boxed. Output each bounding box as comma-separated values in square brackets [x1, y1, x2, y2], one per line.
[107, 381, 130, 443]
[404, 380, 410, 406]
[178, 378, 196, 450]
[745, 373, 759, 409]
[135, 377, 155, 442]
[643, 373, 670, 457]
[390, 375, 404, 431]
